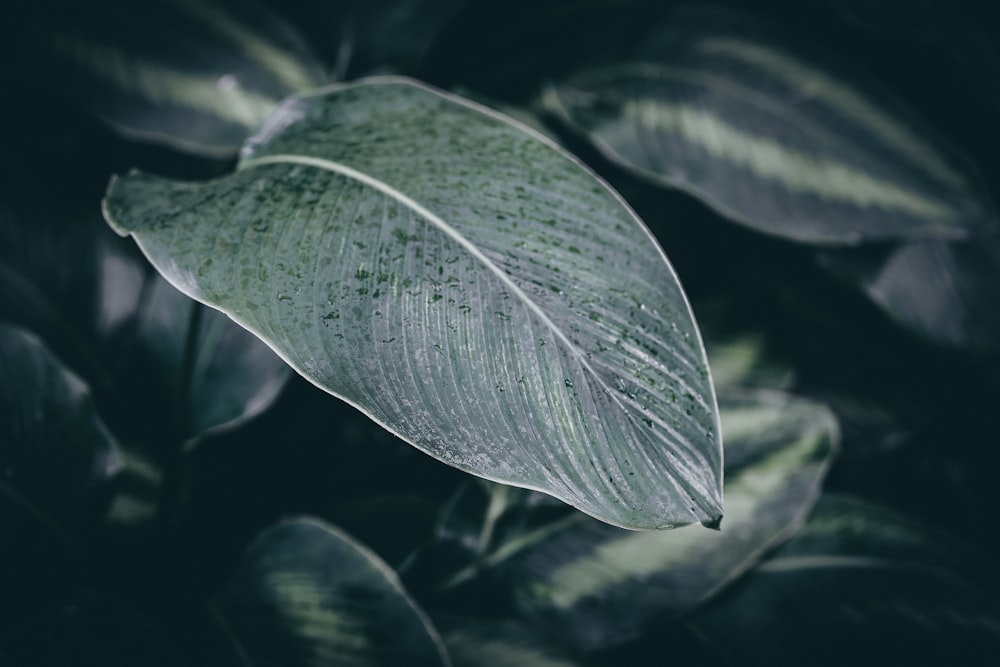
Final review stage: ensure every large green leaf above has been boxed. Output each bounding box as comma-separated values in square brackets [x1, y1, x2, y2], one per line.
[452, 389, 836, 650]
[15, 0, 326, 155]
[685, 494, 1000, 665]
[542, 8, 995, 244]
[103, 77, 723, 529]
[213, 517, 449, 667]
[0, 323, 121, 545]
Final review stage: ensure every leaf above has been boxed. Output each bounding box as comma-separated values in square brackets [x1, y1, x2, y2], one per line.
[0, 323, 121, 546]
[131, 273, 292, 442]
[475, 389, 836, 650]
[437, 617, 585, 667]
[103, 77, 723, 529]
[335, 0, 469, 77]
[16, 0, 326, 156]
[213, 517, 449, 667]
[818, 238, 1000, 354]
[541, 8, 996, 244]
[685, 494, 1000, 665]
[704, 329, 795, 393]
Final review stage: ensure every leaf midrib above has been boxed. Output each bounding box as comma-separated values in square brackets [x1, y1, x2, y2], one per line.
[241, 154, 632, 412]
[239, 153, 715, 499]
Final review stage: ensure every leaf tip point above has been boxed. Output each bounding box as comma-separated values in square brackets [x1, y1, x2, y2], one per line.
[701, 514, 723, 531]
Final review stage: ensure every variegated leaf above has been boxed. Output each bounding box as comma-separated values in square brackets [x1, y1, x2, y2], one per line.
[437, 617, 585, 667]
[22, 0, 326, 155]
[487, 388, 837, 650]
[543, 9, 995, 244]
[214, 518, 449, 667]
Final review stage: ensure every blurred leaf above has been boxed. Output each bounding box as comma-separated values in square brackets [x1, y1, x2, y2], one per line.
[438, 617, 586, 667]
[12, 0, 326, 156]
[336, 0, 469, 77]
[819, 238, 1000, 354]
[0, 202, 118, 389]
[0, 590, 187, 667]
[704, 329, 795, 393]
[468, 389, 836, 651]
[213, 517, 449, 667]
[542, 7, 995, 244]
[0, 199, 290, 445]
[130, 274, 292, 443]
[0, 324, 120, 545]
[826, 0, 968, 40]
[103, 77, 723, 529]
[686, 494, 1000, 665]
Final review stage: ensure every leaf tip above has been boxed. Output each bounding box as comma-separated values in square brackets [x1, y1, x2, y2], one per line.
[701, 513, 723, 531]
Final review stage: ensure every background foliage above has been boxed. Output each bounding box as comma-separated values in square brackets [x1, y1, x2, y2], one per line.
[2, 0, 1000, 664]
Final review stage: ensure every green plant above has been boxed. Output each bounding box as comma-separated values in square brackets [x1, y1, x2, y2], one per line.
[2, 1, 999, 665]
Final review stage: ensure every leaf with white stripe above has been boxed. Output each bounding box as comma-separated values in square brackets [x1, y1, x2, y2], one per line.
[19, 0, 326, 156]
[214, 518, 449, 667]
[103, 77, 723, 530]
[437, 617, 585, 667]
[484, 389, 837, 650]
[542, 9, 995, 244]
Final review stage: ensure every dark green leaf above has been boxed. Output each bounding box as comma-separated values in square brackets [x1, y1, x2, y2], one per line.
[477, 389, 836, 650]
[0, 324, 120, 544]
[543, 8, 995, 244]
[335, 0, 469, 77]
[103, 77, 723, 529]
[214, 517, 449, 667]
[819, 238, 1000, 354]
[132, 274, 291, 442]
[686, 494, 1000, 666]
[16, 0, 327, 155]
[438, 617, 585, 667]
[0, 200, 290, 445]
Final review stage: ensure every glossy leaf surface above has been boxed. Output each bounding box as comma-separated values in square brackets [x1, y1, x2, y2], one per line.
[543, 9, 995, 244]
[214, 517, 449, 667]
[104, 77, 722, 529]
[485, 389, 836, 650]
